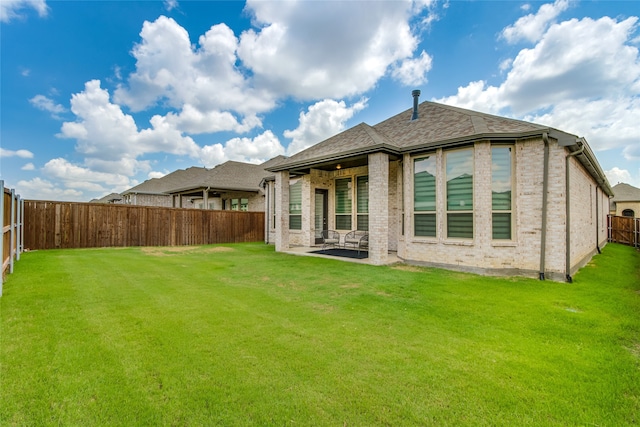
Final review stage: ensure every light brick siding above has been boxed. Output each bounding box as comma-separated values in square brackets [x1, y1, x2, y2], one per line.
[221, 191, 264, 212]
[567, 156, 609, 274]
[613, 201, 640, 217]
[388, 161, 399, 252]
[123, 193, 173, 207]
[368, 153, 389, 265]
[273, 137, 607, 280]
[274, 171, 290, 251]
[396, 137, 608, 280]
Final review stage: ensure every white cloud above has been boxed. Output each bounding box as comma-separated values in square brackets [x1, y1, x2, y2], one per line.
[114, 16, 272, 133]
[605, 167, 640, 188]
[0, 148, 34, 158]
[284, 98, 368, 155]
[21, 162, 35, 171]
[29, 94, 66, 119]
[148, 171, 167, 179]
[0, 0, 48, 23]
[59, 80, 200, 175]
[16, 177, 84, 202]
[606, 167, 631, 185]
[391, 50, 433, 86]
[524, 96, 640, 153]
[199, 130, 285, 167]
[162, 105, 261, 135]
[501, 0, 569, 44]
[42, 158, 132, 189]
[238, 0, 422, 99]
[164, 0, 178, 11]
[437, 15, 640, 156]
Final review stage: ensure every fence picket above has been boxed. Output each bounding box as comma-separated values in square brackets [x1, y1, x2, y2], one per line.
[23, 201, 265, 250]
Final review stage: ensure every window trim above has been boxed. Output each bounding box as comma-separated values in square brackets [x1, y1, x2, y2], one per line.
[491, 144, 514, 241]
[445, 147, 474, 240]
[289, 179, 302, 230]
[356, 175, 369, 231]
[334, 174, 369, 231]
[412, 154, 437, 239]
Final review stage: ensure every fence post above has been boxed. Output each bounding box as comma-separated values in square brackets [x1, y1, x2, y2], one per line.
[10, 189, 16, 274]
[19, 197, 24, 258]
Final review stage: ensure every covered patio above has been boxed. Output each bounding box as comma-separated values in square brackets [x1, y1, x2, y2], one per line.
[281, 245, 401, 265]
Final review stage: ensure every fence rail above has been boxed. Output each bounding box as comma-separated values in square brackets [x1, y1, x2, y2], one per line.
[608, 215, 639, 248]
[24, 201, 265, 250]
[2, 181, 24, 295]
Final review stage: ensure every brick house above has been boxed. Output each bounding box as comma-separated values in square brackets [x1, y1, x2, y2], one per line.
[266, 91, 613, 282]
[167, 156, 285, 211]
[119, 157, 285, 210]
[121, 167, 210, 208]
[610, 183, 640, 218]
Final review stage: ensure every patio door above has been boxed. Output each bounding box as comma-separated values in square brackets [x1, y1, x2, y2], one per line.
[315, 189, 328, 245]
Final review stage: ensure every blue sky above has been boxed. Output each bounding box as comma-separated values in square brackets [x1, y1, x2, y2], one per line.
[1, 0, 639, 201]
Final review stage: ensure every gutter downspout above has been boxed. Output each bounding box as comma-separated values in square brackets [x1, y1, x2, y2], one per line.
[539, 133, 550, 281]
[595, 187, 601, 254]
[565, 141, 585, 283]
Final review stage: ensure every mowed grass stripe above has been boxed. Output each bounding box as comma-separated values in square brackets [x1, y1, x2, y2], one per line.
[1, 243, 639, 426]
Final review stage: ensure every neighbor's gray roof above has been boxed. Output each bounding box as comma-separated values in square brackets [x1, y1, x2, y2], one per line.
[612, 183, 640, 201]
[90, 192, 122, 203]
[270, 101, 550, 172]
[167, 157, 286, 194]
[122, 167, 210, 195]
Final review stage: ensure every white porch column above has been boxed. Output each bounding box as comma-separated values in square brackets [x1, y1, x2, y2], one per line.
[203, 188, 209, 209]
[275, 171, 290, 251]
[369, 152, 389, 265]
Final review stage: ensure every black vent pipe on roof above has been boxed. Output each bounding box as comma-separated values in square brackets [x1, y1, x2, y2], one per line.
[411, 89, 421, 121]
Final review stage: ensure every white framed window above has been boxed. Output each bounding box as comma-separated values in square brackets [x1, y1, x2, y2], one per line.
[334, 176, 369, 231]
[446, 148, 473, 239]
[289, 180, 302, 230]
[356, 175, 369, 231]
[335, 178, 352, 230]
[413, 155, 437, 237]
[491, 146, 513, 240]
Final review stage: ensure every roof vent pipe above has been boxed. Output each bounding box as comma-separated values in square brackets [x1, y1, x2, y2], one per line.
[411, 90, 421, 121]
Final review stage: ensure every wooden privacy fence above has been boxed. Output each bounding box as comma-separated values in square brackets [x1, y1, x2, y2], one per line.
[608, 215, 639, 248]
[2, 181, 24, 295]
[24, 201, 265, 250]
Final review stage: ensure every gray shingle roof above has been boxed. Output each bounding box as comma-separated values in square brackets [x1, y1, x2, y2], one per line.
[167, 157, 287, 193]
[123, 167, 210, 195]
[270, 101, 550, 171]
[90, 192, 122, 203]
[612, 183, 640, 201]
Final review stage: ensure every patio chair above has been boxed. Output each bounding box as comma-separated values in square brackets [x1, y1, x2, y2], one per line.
[321, 230, 341, 250]
[344, 230, 369, 255]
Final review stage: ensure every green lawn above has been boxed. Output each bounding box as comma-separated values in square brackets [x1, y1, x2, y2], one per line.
[1, 243, 639, 426]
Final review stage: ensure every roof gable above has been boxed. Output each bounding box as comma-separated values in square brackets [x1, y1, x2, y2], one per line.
[612, 183, 640, 201]
[271, 101, 549, 171]
[272, 123, 395, 170]
[123, 167, 209, 195]
[374, 101, 547, 150]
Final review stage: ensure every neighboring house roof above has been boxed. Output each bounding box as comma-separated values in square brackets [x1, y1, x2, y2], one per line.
[122, 167, 209, 195]
[90, 192, 122, 203]
[611, 183, 640, 202]
[167, 157, 287, 194]
[268, 99, 613, 196]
